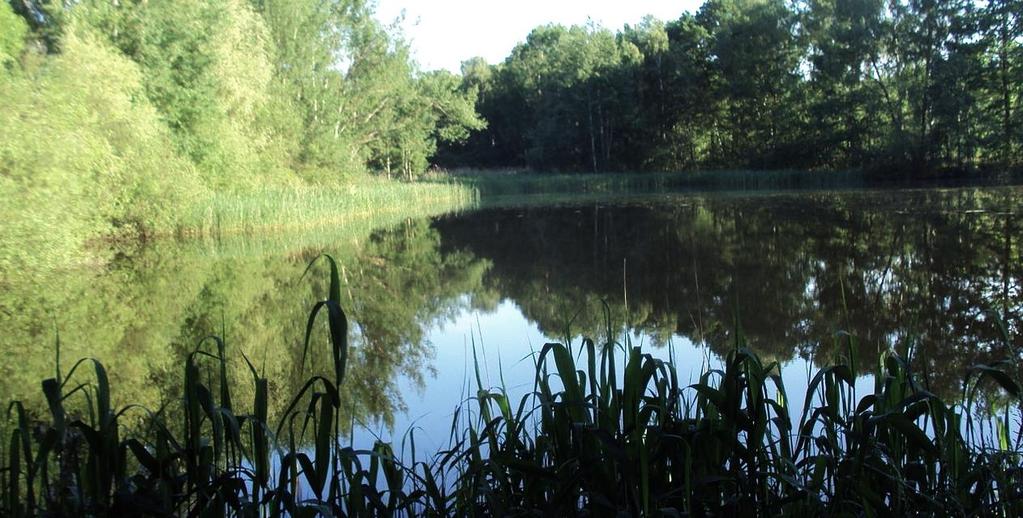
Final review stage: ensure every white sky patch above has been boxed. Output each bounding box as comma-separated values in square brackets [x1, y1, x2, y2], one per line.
[374, 0, 704, 72]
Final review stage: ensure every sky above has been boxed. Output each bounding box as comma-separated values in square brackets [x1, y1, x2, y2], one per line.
[374, 0, 704, 73]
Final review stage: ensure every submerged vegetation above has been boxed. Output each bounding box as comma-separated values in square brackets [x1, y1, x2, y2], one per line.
[2, 257, 1021, 516]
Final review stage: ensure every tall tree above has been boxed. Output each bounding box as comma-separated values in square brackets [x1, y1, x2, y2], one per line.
[699, 0, 804, 167]
[500, 24, 640, 171]
[982, 0, 1022, 164]
[803, 0, 886, 166]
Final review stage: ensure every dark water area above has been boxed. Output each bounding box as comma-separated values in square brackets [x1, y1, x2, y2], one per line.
[437, 188, 1021, 397]
[2, 186, 1020, 449]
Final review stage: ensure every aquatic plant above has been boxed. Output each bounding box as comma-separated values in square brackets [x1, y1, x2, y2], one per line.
[2, 258, 1020, 516]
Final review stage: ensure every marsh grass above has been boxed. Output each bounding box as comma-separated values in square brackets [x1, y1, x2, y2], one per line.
[180, 180, 479, 237]
[0, 177, 477, 271]
[2, 259, 1021, 516]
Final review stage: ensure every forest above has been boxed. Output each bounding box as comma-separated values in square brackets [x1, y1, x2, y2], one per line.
[4, 0, 1022, 269]
[0, 0, 482, 267]
[440, 0, 1023, 175]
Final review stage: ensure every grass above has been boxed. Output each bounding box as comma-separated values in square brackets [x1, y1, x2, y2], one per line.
[1, 176, 478, 271]
[178, 179, 479, 238]
[2, 258, 1021, 516]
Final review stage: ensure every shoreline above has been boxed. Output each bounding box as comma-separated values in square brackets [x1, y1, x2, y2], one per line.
[431, 167, 1023, 198]
[5, 179, 479, 272]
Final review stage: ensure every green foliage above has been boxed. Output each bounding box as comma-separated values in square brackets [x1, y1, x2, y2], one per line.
[0, 0, 485, 267]
[252, 0, 484, 181]
[703, 0, 804, 166]
[0, 212, 487, 428]
[75, 0, 282, 188]
[450, 338, 1022, 515]
[0, 266, 1020, 514]
[0, 28, 203, 268]
[441, 0, 1023, 174]
[502, 24, 638, 171]
[367, 69, 486, 179]
[0, 1, 26, 68]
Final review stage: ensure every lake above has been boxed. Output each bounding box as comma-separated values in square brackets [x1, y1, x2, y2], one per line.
[2, 185, 1020, 452]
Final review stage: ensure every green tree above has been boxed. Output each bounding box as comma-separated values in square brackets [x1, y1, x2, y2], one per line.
[369, 69, 485, 179]
[929, 1, 987, 168]
[440, 58, 532, 168]
[0, 0, 26, 68]
[619, 17, 672, 169]
[0, 27, 202, 268]
[501, 24, 639, 171]
[647, 14, 717, 169]
[256, 0, 362, 175]
[439, 0, 1018, 174]
[2, 0, 484, 266]
[802, 0, 886, 166]
[699, 0, 804, 167]
[981, 0, 1022, 164]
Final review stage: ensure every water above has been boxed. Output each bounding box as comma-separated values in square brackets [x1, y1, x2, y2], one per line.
[2, 186, 1020, 451]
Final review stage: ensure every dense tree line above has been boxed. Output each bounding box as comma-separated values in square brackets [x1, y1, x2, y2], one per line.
[440, 0, 1023, 175]
[0, 0, 482, 267]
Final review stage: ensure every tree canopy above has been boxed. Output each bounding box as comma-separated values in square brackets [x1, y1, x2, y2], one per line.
[0, 0, 483, 267]
[440, 0, 1023, 175]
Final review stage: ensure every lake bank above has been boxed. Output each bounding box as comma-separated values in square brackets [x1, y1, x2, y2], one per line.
[12, 166, 1019, 272]
[432, 167, 1023, 199]
[1, 177, 478, 271]
[172, 179, 478, 239]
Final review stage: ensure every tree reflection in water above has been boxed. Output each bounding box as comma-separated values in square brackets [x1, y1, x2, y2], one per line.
[1, 187, 1018, 429]
[0, 220, 492, 432]
[434, 188, 1021, 399]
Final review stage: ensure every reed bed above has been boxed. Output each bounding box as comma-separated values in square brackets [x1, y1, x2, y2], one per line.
[2, 257, 1021, 516]
[180, 180, 479, 237]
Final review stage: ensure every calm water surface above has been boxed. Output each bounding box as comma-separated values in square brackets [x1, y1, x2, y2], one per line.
[2, 186, 1020, 450]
